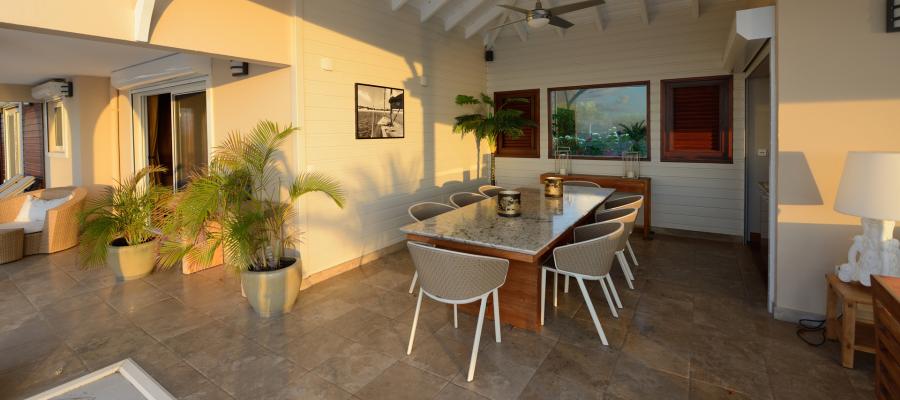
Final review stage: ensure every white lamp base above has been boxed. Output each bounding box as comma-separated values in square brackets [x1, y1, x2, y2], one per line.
[836, 218, 900, 286]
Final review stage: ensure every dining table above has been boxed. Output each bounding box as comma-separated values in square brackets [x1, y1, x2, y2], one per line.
[400, 185, 615, 332]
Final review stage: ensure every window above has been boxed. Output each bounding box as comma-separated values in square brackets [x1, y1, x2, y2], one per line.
[548, 82, 649, 160]
[661, 76, 732, 163]
[495, 89, 540, 158]
[47, 100, 65, 154]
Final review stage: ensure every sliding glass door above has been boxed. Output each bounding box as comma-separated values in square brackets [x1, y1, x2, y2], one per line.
[133, 80, 208, 190]
[2, 106, 22, 181]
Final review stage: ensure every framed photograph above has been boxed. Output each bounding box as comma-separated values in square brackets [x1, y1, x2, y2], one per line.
[355, 83, 404, 139]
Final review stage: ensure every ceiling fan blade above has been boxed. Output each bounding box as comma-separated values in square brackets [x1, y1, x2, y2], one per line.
[497, 5, 531, 14]
[489, 18, 528, 31]
[549, 0, 605, 15]
[548, 15, 574, 29]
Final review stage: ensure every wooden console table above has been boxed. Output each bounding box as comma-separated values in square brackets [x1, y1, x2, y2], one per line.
[540, 172, 653, 239]
[873, 275, 900, 399]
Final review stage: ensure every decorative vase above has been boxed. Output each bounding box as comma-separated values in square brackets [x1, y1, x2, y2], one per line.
[544, 177, 564, 198]
[497, 190, 522, 217]
[241, 257, 302, 317]
[106, 238, 158, 281]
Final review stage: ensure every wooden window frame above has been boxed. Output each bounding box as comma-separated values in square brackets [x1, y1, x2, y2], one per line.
[661, 75, 733, 164]
[494, 89, 540, 158]
[547, 81, 651, 161]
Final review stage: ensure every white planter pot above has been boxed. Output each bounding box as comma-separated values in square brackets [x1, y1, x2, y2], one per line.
[240, 258, 302, 317]
[106, 238, 158, 281]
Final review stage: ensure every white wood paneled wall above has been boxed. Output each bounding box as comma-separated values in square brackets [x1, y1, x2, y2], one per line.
[299, 0, 487, 275]
[487, 2, 747, 235]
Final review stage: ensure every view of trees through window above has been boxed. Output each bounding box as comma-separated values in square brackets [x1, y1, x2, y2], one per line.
[549, 83, 649, 159]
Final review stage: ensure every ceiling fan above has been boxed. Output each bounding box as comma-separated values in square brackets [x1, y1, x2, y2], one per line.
[491, 0, 605, 30]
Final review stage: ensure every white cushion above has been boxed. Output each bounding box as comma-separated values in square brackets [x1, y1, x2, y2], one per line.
[0, 220, 44, 234]
[15, 194, 72, 223]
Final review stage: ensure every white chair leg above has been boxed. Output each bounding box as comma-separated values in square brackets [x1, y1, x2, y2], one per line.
[597, 277, 618, 318]
[492, 290, 501, 343]
[626, 239, 639, 266]
[564, 276, 570, 293]
[553, 270, 558, 307]
[453, 304, 459, 328]
[467, 297, 488, 382]
[605, 274, 623, 309]
[540, 268, 547, 326]
[408, 271, 418, 294]
[407, 288, 424, 355]
[616, 251, 635, 289]
[575, 277, 608, 345]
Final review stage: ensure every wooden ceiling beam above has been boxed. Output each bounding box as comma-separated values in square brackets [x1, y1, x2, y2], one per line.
[391, 0, 410, 11]
[466, 0, 516, 39]
[445, 0, 486, 31]
[421, 0, 450, 23]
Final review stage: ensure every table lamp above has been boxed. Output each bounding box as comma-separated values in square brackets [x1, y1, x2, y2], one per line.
[834, 152, 900, 286]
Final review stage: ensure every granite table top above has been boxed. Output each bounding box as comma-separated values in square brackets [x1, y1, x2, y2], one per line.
[400, 186, 615, 255]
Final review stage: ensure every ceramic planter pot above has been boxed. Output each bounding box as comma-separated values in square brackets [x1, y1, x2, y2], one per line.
[240, 258, 302, 317]
[106, 238, 158, 281]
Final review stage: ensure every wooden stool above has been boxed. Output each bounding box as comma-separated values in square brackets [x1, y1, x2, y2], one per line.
[825, 273, 875, 368]
[0, 228, 24, 264]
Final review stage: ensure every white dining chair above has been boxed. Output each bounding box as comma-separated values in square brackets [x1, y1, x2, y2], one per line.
[541, 221, 624, 345]
[407, 202, 457, 294]
[449, 192, 488, 208]
[407, 242, 509, 381]
[563, 180, 601, 188]
[602, 195, 644, 267]
[478, 185, 505, 197]
[594, 208, 639, 289]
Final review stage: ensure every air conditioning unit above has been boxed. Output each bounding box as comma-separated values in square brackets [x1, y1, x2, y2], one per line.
[31, 80, 73, 100]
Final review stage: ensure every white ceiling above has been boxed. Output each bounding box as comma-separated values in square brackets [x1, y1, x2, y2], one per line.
[0, 28, 174, 85]
[394, 0, 743, 44]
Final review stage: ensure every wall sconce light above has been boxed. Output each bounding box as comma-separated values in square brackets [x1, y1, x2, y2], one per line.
[230, 61, 249, 77]
[320, 57, 334, 71]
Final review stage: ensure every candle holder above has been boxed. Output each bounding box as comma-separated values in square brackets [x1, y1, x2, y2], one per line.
[622, 151, 641, 179]
[497, 190, 522, 217]
[554, 147, 571, 176]
[544, 177, 564, 198]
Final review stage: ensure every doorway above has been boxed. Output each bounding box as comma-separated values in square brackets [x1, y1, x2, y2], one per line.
[133, 81, 208, 190]
[744, 55, 771, 280]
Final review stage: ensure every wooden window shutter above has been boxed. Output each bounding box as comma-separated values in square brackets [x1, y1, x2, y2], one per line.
[494, 89, 540, 158]
[661, 76, 732, 163]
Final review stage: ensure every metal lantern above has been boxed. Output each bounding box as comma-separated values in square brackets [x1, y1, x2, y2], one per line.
[554, 146, 572, 175]
[544, 177, 564, 198]
[622, 151, 641, 179]
[497, 190, 522, 217]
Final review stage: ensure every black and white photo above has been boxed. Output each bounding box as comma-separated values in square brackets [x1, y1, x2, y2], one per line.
[355, 83, 404, 139]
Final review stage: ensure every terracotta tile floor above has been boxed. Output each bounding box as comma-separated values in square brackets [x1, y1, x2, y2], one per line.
[0, 234, 875, 399]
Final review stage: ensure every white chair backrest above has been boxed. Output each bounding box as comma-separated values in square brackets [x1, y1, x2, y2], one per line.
[449, 192, 487, 208]
[553, 222, 623, 277]
[478, 185, 505, 197]
[408, 202, 457, 222]
[604, 195, 644, 211]
[407, 242, 509, 301]
[594, 208, 637, 250]
[563, 180, 601, 188]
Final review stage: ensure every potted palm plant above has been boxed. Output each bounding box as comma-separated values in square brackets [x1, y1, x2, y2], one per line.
[79, 166, 171, 280]
[160, 120, 345, 317]
[452, 93, 534, 185]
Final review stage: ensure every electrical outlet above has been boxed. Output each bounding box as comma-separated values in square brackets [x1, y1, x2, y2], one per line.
[757, 149, 768, 157]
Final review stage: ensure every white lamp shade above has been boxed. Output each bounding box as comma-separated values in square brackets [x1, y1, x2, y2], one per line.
[528, 17, 550, 29]
[834, 152, 900, 220]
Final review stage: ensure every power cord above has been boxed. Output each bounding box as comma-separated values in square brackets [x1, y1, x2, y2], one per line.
[796, 318, 828, 346]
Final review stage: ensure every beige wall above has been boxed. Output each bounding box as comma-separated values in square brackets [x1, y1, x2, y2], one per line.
[775, 0, 900, 317]
[488, 2, 749, 235]
[0, 0, 292, 65]
[46, 76, 119, 189]
[296, 0, 486, 277]
[0, 84, 34, 102]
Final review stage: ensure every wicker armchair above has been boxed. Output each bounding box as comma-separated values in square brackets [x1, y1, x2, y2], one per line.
[0, 187, 87, 255]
